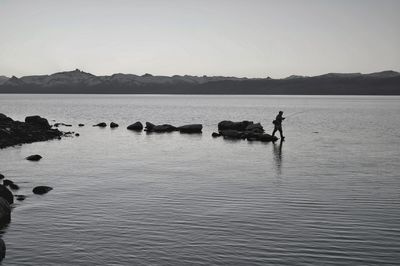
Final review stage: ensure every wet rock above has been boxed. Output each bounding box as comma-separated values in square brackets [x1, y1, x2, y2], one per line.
[0, 237, 5, 261]
[257, 134, 278, 142]
[0, 114, 63, 149]
[26, 154, 42, 161]
[245, 123, 264, 133]
[145, 122, 177, 133]
[53, 123, 72, 127]
[93, 122, 107, 127]
[220, 130, 245, 139]
[127, 122, 143, 131]
[15, 195, 26, 201]
[9, 183, 19, 190]
[0, 185, 13, 204]
[110, 122, 119, 128]
[178, 124, 202, 133]
[2, 180, 13, 187]
[25, 115, 51, 129]
[75, 133, 80, 137]
[33, 186, 53, 195]
[78, 124, 85, 127]
[218, 120, 253, 131]
[212, 132, 221, 138]
[0, 174, 4, 180]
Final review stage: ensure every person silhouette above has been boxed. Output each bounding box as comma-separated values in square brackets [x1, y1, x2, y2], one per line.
[272, 111, 285, 140]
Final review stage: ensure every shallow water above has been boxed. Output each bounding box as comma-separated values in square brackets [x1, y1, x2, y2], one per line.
[0, 94, 399, 265]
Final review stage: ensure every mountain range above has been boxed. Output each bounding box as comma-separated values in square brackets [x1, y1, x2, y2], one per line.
[0, 69, 399, 95]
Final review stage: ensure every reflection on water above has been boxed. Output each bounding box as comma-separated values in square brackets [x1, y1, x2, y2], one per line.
[273, 140, 283, 176]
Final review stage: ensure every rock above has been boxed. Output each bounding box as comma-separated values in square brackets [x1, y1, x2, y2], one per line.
[75, 133, 80, 137]
[26, 154, 42, 161]
[0, 237, 5, 261]
[9, 183, 19, 190]
[178, 124, 202, 133]
[93, 122, 107, 127]
[110, 122, 119, 128]
[220, 130, 245, 139]
[15, 195, 26, 201]
[0, 114, 63, 149]
[211, 132, 221, 138]
[25, 115, 51, 129]
[2, 180, 13, 187]
[245, 123, 264, 133]
[33, 186, 53, 195]
[145, 122, 177, 133]
[78, 124, 84, 127]
[0, 174, 4, 180]
[53, 123, 72, 127]
[0, 185, 13, 204]
[218, 120, 253, 131]
[258, 134, 278, 142]
[127, 122, 143, 131]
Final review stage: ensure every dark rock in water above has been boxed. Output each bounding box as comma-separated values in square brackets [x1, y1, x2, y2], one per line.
[258, 134, 278, 142]
[0, 185, 13, 204]
[26, 154, 42, 161]
[110, 122, 119, 128]
[178, 124, 202, 133]
[2, 180, 13, 187]
[15, 195, 26, 201]
[1, 114, 64, 149]
[25, 115, 51, 129]
[127, 122, 143, 131]
[0, 237, 5, 262]
[245, 123, 264, 133]
[0, 237, 5, 261]
[53, 123, 72, 127]
[0, 174, 4, 180]
[218, 120, 253, 131]
[93, 122, 107, 127]
[75, 133, 80, 137]
[78, 124, 85, 127]
[9, 183, 19, 190]
[33, 186, 53, 195]
[211, 132, 221, 138]
[145, 122, 177, 133]
[220, 130, 245, 139]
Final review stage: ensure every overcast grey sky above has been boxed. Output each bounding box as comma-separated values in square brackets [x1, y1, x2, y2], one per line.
[0, 0, 399, 78]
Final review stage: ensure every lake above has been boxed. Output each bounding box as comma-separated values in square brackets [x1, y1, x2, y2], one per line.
[0, 94, 399, 265]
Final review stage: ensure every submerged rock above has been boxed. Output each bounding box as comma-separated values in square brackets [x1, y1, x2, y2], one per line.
[15, 195, 26, 201]
[211, 132, 221, 138]
[127, 122, 143, 131]
[93, 122, 107, 127]
[26, 154, 42, 161]
[110, 122, 119, 128]
[33, 186, 53, 195]
[75, 133, 80, 137]
[78, 124, 85, 127]
[0, 185, 13, 204]
[178, 124, 202, 133]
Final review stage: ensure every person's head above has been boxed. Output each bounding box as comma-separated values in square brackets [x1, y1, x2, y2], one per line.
[279, 111, 283, 115]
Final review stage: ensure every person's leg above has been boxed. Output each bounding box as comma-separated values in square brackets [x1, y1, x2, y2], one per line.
[279, 127, 284, 139]
[272, 127, 277, 137]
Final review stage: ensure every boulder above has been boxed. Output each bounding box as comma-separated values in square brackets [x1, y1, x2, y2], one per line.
[0, 185, 13, 204]
[0, 174, 4, 180]
[93, 122, 107, 127]
[110, 122, 119, 128]
[9, 183, 19, 190]
[127, 122, 143, 131]
[178, 124, 202, 133]
[33, 186, 53, 195]
[2, 180, 13, 187]
[245, 123, 264, 133]
[145, 122, 177, 133]
[0, 237, 5, 262]
[220, 130, 245, 139]
[26, 154, 42, 161]
[218, 120, 253, 131]
[0, 113, 13, 124]
[25, 115, 51, 129]
[144, 122, 155, 131]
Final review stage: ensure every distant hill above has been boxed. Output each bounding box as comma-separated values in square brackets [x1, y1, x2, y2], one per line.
[0, 69, 399, 95]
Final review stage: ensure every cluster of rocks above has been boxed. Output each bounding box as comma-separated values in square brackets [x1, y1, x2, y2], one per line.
[0, 155, 53, 261]
[144, 122, 203, 133]
[0, 114, 64, 149]
[212, 120, 278, 142]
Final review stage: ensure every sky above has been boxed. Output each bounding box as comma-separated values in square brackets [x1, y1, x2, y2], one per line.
[0, 0, 399, 78]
